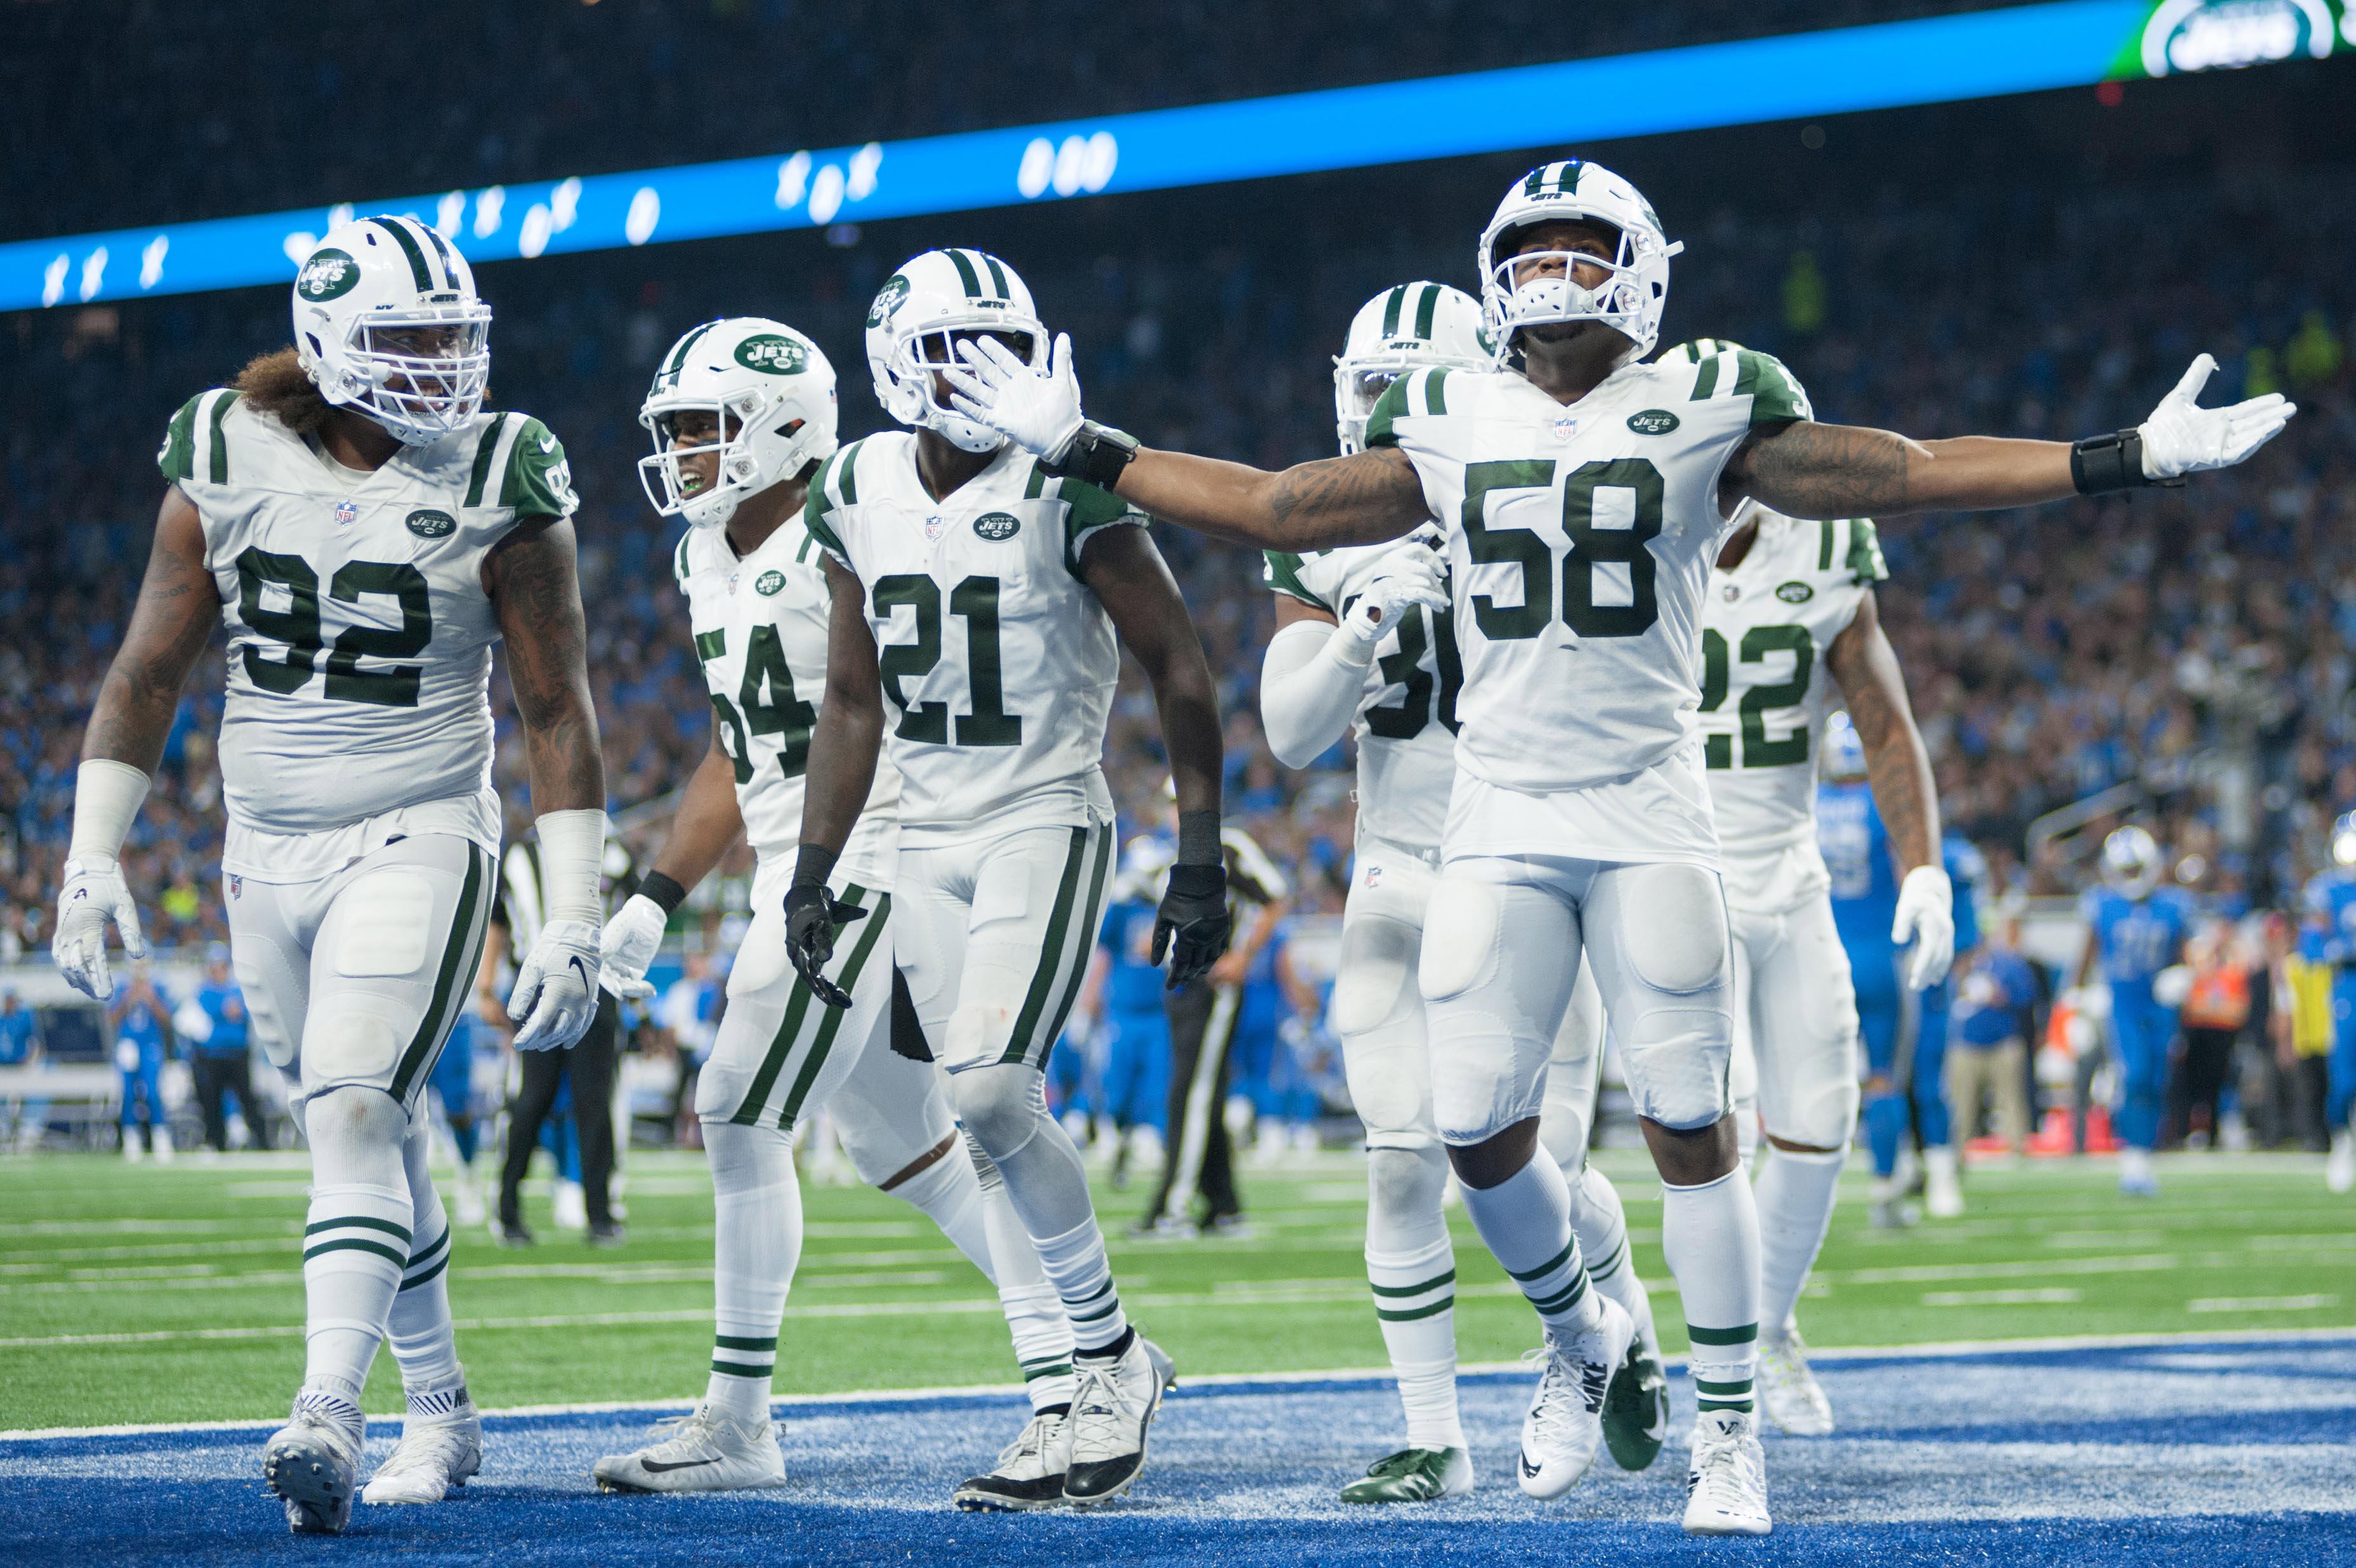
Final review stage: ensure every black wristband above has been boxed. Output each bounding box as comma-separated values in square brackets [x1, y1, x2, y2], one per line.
[1176, 808, 1222, 867]
[793, 842, 839, 891]
[1043, 421, 1139, 489]
[2070, 428, 2161, 494]
[636, 870, 688, 916]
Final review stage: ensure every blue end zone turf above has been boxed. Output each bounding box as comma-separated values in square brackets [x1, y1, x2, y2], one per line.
[5, 1335, 2352, 1565]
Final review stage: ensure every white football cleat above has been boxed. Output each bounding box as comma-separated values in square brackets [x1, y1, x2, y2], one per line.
[591, 1406, 786, 1493]
[1683, 1407, 1772, 1536]
[1063, 1334, 1173, 1505]
[262, 1389, 367, 1534]
[1756, 1325, 1834, 1437]
[2327, 1131, 2353, 1196]
[1923, 1145, 1964, 1219]
[362, 1400, 482, 1505]
[1516, 1295, 1633, 1499]
[954, 1407, 1072, 1511]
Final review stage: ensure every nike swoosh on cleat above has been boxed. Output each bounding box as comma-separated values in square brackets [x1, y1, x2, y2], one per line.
[1519, 1449, 1543, 1479]
[639, 1457, 721, 1474]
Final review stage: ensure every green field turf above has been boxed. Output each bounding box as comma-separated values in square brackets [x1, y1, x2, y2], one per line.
[2, 1146, 2349, 1432]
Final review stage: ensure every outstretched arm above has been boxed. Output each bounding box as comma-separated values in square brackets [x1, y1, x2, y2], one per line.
[1081, 525, 1222, 820]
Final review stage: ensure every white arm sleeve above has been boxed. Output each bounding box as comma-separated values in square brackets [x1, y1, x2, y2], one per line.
[1259, 618, 1375, 770]
[67, 760, 152, 867]
[532, 808, 609, 925]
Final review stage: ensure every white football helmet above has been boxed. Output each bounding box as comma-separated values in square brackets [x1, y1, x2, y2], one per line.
[291, 214, 492, 447]
[1332, 281, 1489, 454]
[866, 248, 1048, 453]
[2102, 825, 2164, 899]
[638, 318, 839, 529]
[1822, 711, 1869, 782]
[1477, 159, 1681, 367]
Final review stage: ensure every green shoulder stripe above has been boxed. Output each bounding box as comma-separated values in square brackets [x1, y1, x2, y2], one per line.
[1420, 367, 1450, 417]
[1263, 551, 1331, 612]
[801, 447, 855, 564]
[499, 416, 578, 520]
[1734, 348, 1812, 426]
[204, 390, 241, 483]
[673, 530, 694, 586]
[1060, 475, 1145, 574]
[1363, 375, 1413, 449]
[1845, 518, 1888, 584]
[157, 390, 222, 484]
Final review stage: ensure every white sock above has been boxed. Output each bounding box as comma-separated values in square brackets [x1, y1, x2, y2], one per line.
[1661, 1167, 1762, 1415]
[301, 1090, 412, 1399]
[954, 1066, 1127, 1358]
[1753, 1144, 1845, 1334]
[882, 1136, 994, 1281]
[969, 1132, 1074, 1411]
[1567, 1161, 1659, 1358]
[1032, 1214, 1128, 1357]
[1364, 1144, 1461, 1450]
[385, 1129, 463, 1407]
[1457, 1146, 1603, 1338]
[703, 1121, 799, 1423]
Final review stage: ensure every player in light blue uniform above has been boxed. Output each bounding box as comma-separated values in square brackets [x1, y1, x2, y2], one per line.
[1818, 726, 1914, 1225]
[2077, 826, 2196, 1196]
[1093, 893, 1173, 1186]
[1911, 833, 1985, 1216]
[110, 966, 173, 1161]
[2301, 812, 2356, 1193]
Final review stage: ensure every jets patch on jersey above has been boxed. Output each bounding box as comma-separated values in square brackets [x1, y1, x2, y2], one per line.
[1700, 506, 1886, 914]
[674, 522, 898, 888]
[1365, 344, 1809, 798]
[159, 388, 574, 867]
[803, 432, 1145, 845]
[1263, 545, 1461, 852]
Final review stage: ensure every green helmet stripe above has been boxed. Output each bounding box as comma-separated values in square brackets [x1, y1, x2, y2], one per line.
[1412, 282, 1440, 341]
[374, 216, 437, 293]
[419, 223, 459, 285]
[1522, 166, 1546, 199]
[947, 249, 985, 299]
[661, 320, 715, 386]
[1378, 285, 1406, 338]
[981, 253, 1011, 300]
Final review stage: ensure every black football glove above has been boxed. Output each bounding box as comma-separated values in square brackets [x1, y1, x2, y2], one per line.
[1153, 860, 1232, 990]
[784, 880, 866, 1010]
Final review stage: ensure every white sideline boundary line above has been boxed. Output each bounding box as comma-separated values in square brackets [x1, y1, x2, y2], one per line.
[6, 1323, 2351, 1443]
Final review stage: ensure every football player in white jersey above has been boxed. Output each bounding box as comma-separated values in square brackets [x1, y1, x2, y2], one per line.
[1674, 338, 1954, 1437]
[945, 158, 2293, 1535]
[52, 216, 608, 1533]
[586, 319, 1076, 1499]
[791, 250, 1229, 1506]
[1260, 281, 1666, 1502]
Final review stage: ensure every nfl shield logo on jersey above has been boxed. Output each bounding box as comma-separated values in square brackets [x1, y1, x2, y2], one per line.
[1551, 416, 1581, 442]
[924, 513, 947, 542]
[228, 874, 242, 900]
[332, 499, 359, 527]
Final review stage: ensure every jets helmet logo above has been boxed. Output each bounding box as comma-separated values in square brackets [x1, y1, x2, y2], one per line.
[296, 249, 359, 302]
[734, 334, 808, 375]
[867, 274, 911, 329]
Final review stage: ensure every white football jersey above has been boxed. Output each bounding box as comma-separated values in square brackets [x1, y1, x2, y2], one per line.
[1263, 546, 1459, 852]
[1699, 506, 1887, 913]
[803, 433, 1145, 845]
[1367, 345, 1810, 800]
[159, 388, 576, 874]
[675, 521, 900, 888]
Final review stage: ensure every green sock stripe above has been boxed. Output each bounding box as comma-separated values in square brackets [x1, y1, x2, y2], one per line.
[1586, 1237, 1628, 1281]
[1697, 1397, 1757, 1413]
[305, 1215, 413, 1242]
[1687, 1323, 1759, 1347]
[1066, 1294, 1121, 1325]
[1369, 1267, 1457, 1298]
[1527, 1272, 1589, 1317]
[405, 1228, 450, 1270]
[304, 1237, 409, 1268]
[397, 1251, 449, 1293]
[1505, 1240, 1575, 1284]
[714, 1334, 778, 1353]
[1021, 1359, 1074, 1381]
[1375, 1296, 1455, 1323]
[710, 1359, 774, 1379]
[1694, 1377, 1753, 1397]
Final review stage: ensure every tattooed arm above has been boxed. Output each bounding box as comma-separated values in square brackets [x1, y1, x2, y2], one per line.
[485, 517, 605, 812]
[1723, 419, 2075, 522]
[1825, 588, 1938, 876]
[82, 487, 223, 768]
[797, 557, 885, 859]
[1107, 445, 1434, 551]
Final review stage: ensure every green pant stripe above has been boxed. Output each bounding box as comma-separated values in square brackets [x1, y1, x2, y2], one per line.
[1021, 1359, 1074, 1381]
[1003, 827, 1090, 1067]
[1529, 1274, 1588, 1317]
[397, 1251, 449, 1293]
[777, 889, 890, 1128]
[305, 1215, 414, 1242]
[1506, 1240, 1575, 1283]
[730, 972, 822, 1126]
[389, 846, 489, 1104]
[711, 1358, 773, 1379]
[1687, 1322, 1759, 1347]
[304, 1237, 409, 1268]
[1028, 824, 1112, 1069]
[1375, 1297, 1456, 1322]
[714, 1334, 778, 1353]
[1369, 1268, 1457, 1298]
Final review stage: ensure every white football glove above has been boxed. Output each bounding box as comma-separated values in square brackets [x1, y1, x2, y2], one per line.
[508, 918, 602, 1051]
[1893, 864, 1956, 991]
[2138, 354, 2295, 480]
[52, 856, 147, 1002]
[943, 333, 1086, 461]
[1339, 536, 1450, 655]
[598, 893, 666, 1000]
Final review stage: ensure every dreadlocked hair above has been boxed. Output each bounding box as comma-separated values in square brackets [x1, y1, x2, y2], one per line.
[234, 346, 331, 436]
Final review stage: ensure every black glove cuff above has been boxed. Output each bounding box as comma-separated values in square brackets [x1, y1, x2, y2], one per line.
[1176, 809, 1223, 867]
[2071, 428, 2164, 494]
[792, 843, 838, 892]
[1166, 862, 1226, 900]
[636, 871, 688, 916]
[1041, 421, 1139, 489]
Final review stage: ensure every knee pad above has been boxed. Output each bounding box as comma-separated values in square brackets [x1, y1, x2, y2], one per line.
[1365, 1143, 1449, 1238]
[1429, 1023, 1544, 1147]
[1417, 877, 1502, 1003]
[1616, 1007, 1734, 1133]
[1617, 865, 1730, 997]
[1768, 1072, 1860, 1152]
[303, 1086, 409, 1184]
[951, 1064, 1047, 1159]
[1539, 1074, 1594, 1174]
[1333, 915, 1418, 1038]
